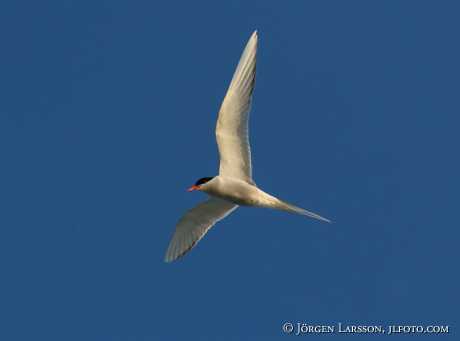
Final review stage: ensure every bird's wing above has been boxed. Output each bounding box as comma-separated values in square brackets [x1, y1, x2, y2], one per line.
[164, 198, 238, 262]
[216, 30, 257, 184]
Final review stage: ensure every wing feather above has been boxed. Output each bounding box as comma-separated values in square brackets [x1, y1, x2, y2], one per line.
[216, 31, 258, 184]
[164, 198, 238, 262]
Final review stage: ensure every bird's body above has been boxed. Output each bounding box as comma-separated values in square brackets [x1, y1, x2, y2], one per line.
[200, 175, 331, 220]
[164, 31, 330, 262]
[201, 176, 268, 206]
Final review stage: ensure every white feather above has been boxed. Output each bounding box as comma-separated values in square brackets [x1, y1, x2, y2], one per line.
[164, 198, 237, 262]
[216, 31, 258, 184]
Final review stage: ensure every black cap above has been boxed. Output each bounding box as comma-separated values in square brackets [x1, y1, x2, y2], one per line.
[194, 177, 214, 186]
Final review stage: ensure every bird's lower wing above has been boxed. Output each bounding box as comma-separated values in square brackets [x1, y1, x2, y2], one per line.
[164, 198, 238, 262]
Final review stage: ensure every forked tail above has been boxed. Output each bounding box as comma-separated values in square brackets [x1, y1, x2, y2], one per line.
[275, 198, 331, 223]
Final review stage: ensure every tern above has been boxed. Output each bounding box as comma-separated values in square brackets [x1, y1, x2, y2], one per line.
[165, 31, 330, 262]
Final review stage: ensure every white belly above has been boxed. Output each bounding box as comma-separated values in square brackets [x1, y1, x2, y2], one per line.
[204, 176, 276, 207]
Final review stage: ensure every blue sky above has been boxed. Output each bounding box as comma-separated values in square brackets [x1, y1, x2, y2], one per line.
[0, 1, 458, 340]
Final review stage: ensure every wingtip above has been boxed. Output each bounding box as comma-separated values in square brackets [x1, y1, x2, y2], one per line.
[164, 247, 178, 263]
[164, 252, 182, 263]
[164, 246, 184, 263]
[164, 254, 173, 263]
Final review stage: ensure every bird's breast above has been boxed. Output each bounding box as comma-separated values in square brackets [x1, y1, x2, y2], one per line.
[206, 178, 263, 206]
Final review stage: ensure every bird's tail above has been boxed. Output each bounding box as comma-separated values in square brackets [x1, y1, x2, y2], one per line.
[274, 198, 331, 223]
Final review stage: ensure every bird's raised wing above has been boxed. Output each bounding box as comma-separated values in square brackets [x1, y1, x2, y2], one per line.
[216, 31, 257, 184]
[164, 198, 238, 262]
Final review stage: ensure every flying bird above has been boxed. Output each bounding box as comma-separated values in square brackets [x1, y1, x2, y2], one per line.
[165, 31, 330, 262]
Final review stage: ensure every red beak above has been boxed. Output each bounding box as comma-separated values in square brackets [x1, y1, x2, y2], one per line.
[187, 185, 200, 192]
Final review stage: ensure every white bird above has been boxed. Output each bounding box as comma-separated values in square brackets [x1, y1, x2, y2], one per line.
[165, 31, 330, 263]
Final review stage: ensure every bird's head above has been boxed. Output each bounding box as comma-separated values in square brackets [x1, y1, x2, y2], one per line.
[187, 177, 214, 192]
